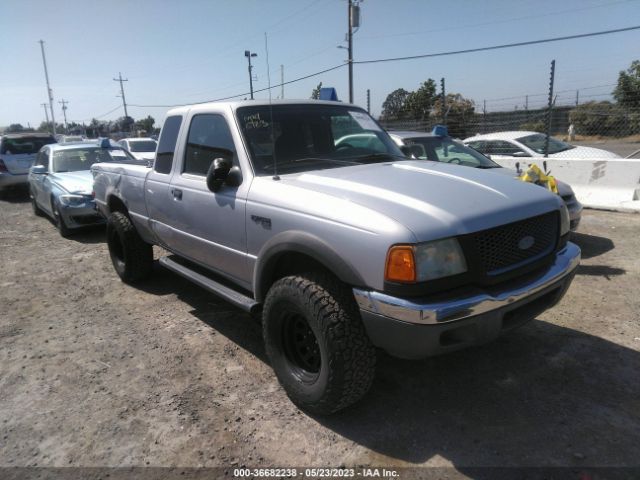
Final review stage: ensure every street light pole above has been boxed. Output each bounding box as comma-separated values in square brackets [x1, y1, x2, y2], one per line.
[244, 50, 257, 100]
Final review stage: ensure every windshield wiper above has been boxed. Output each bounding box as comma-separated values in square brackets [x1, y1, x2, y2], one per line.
[344, 153, 403, 163]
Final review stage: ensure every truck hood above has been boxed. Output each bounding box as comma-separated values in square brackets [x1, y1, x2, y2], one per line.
[50, 170, 94, 194]
[280, 160, 562, 241]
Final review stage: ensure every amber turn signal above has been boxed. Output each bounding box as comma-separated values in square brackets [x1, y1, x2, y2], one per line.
[385, 246, 416, 283]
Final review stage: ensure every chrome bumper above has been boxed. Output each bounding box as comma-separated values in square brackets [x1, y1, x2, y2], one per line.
[354, 242, 581, 325]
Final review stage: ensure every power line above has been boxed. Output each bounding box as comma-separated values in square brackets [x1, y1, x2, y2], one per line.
[354, 25, 640, 64]
[129, 63, 346, 108]
[129, 25, 639, 109]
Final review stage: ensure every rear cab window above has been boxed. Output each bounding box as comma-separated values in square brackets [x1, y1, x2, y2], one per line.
[155, 116, 183, 174]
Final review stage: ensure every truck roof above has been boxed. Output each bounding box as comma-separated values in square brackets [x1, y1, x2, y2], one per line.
[165, 99, 360, 116]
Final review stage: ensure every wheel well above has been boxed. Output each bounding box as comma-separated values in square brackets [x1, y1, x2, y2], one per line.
[260, 252, 332, 301]
[108, 196, 128, 216]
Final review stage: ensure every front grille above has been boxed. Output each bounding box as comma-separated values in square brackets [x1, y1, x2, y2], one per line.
[470, 212, 558, 276]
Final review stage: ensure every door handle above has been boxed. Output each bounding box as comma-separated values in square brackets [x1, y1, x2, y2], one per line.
[171, 188, 183, 200]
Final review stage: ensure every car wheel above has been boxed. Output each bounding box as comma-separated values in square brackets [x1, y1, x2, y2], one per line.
[31, 190, 43, 217]
[106, 211, 153, 283]
[51, 200, 71, 237]
[262, 272, 376, 415]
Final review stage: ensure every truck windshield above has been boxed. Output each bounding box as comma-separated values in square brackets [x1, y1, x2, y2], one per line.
[236, 104, 405, 175]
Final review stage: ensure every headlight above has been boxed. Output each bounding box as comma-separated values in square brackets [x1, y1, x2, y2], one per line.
[59, 194, 89, 206]
[560, 203, 570, 236]
[385, 238, 467, 283]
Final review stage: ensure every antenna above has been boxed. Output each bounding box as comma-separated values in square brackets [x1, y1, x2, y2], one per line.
[265, 32, 279, 180]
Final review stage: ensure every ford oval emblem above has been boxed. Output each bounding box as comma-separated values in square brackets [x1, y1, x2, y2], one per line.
[518, 235, 535, 250]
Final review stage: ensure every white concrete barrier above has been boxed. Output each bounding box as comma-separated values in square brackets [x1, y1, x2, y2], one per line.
[493, 157, 640, 212]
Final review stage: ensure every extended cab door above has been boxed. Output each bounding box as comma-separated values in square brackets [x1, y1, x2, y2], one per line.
[163, 111, 251, 288]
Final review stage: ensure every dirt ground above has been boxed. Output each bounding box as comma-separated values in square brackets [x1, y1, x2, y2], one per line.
[1, 187, 639, 478]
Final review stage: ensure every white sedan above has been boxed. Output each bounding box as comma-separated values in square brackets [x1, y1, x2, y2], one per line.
[464, 131, 620, 160]
[118, 138, 157, 162]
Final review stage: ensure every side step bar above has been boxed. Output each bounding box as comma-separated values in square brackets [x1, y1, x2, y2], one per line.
[159, 256, 260, 315]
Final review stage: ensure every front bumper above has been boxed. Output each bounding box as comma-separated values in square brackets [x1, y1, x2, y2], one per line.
[354, 242, 580, 359]
[58, 201, 105, 229]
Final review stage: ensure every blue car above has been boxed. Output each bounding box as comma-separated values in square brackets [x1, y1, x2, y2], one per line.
[28, 140, 140, 236]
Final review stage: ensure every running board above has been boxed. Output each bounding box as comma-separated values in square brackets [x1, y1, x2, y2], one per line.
[159, 256, 260, 314]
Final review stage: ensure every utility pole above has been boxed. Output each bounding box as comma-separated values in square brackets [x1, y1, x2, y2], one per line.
[59, 99, 69, 133]
[113, 72, 129, 118]
[280, 65, 284, 99]
[41, 103, 50, 130]
[244, 51, 257, 100]
[347, 0, 354, 103]
[576, 90, 580, 106]
[366, 89, 370, 113]
[440, 77, 446, 123]
[544, 60, 556, 158]
[39, 40, 56, 136]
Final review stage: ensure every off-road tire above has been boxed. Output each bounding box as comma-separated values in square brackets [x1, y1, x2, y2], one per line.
[106, 211, 153, 283]
[31, 190, 43, 217]
[263, 272, 376, 415]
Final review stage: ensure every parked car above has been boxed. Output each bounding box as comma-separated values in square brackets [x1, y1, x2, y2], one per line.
[118, 137, 157, 162]
[463, 131, 621, 159]
[389, 129, 582, 231]
[0, 133, 57, 192]
[93, 100, 580, 414]
[59, 135, 86, 144]
[28, 141, 138, 236]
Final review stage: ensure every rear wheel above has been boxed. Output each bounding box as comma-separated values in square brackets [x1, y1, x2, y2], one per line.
[106, 211, 153, 283]
[263, 272, 376, 414]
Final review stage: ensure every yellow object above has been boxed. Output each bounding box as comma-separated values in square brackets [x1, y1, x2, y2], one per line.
[518, 163, 559, 194]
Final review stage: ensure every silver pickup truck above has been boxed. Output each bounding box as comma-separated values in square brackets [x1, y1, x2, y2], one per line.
[92, 100, 580, 414]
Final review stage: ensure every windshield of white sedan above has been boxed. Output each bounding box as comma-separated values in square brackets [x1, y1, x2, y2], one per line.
[237, 105, 404, 175]
[405, 136, 500, 168]
[52, 148, 137, 172]
[516, 134, 575, 155]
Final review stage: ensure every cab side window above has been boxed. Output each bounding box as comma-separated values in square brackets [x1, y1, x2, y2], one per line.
[184, 114, 236, 176]
[489, 140, 521, 156]
[155, 115, 183, 174]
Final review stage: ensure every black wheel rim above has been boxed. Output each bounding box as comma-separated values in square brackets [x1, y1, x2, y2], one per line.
[281, 311, 321, 382]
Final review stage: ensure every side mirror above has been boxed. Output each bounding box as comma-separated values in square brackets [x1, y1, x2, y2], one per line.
[30, 165, 47, 175]
[399, 145, 413, 158]
[206, 157, 242, 192]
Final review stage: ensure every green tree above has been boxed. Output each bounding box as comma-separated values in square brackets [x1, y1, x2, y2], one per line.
[37, 122, 64, 133]
[405, 79, 437, 122]
[6, 123, 25, 133]
[380, 88, 411, 120]
[432, 93, 475, 138]
[569, 101, 636, 136]
[310, 82, 323, 100]
[134, 115, 155, 134]
[613, 60, 640, 109]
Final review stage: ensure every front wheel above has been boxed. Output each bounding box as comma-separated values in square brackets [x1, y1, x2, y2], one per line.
[106, 211, 153, 283]
[263, 272, 376, 415]
[52, 200, 71, 237]
[31, 190, 43, 217]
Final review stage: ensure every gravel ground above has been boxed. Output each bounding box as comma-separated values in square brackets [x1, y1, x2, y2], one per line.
[1, 188, 639, 478]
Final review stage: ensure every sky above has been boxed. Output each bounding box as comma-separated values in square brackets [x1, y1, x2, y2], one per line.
[1, 0, 639, 129]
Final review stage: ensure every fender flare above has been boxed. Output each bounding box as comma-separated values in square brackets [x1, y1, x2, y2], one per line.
[253, 230, 364, 302]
